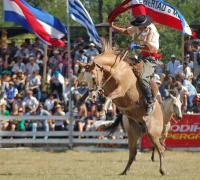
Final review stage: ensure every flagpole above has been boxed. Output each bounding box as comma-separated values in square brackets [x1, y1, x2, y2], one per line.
[66, 0, 73, 150]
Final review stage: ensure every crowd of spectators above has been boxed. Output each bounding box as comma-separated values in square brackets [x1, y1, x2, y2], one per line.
[1, 31, 200, 141]
[0, 34, 122, 141]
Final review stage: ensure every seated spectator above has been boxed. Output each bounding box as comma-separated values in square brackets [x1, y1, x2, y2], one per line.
[49, 50, 63, 73]
[155, 80, 163, 104]
[12, 57, 26, 74]
[4, 81, 18, 109]
[151, 71, 160, 83]
[14, 70, 26, 92]
[74, 44, 87, 60]
[156, 80, 169, 100]
[52, 104, 65, 131]
[50, 70, 65, 97]
[12, 93, 23, 109]
[74, 50, 88, 75]
[65, 109, 79, 131]
[14, 44, 29, 64]
[184, 38, 192, 56]
[29, 44, 44, 58]
[44, 93, 59, 113]
[73, 35, 86, 49]
[68, 69, 78, 88]
[173, 81, 189, 113]
[95, 89, 107, 119]
[174, 62, 192, 80]
[33, 37, 45, 51]
[31, 104, 50, 139]
[1, 70, 11, 90]
[25, 70, 41, 101]
[8, 39, 19, 57]
[185, 54, 194, 72]
[26, 56, 40, 76]
[22, 90, 39, 112]
[155, 57, 165, 84]
[16, 107, 26, 131]
[1, 102, 10, 131]
[23, 38, 32, 52]
[166, 54, 181, 88]
[9, 104, 19, 137]
[191, 39, 200, 52]
[86, 43, 99, 62]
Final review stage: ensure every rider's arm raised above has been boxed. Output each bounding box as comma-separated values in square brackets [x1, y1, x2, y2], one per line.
[109, 22, 129, 35]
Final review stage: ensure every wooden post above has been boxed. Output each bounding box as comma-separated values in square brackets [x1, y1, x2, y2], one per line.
[109, 26, 112, 47]
[42, 45, 48, 92]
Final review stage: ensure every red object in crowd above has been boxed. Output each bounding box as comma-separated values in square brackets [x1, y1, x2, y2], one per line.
[192, 94, 200, 102]
[191, 31, 197, 39]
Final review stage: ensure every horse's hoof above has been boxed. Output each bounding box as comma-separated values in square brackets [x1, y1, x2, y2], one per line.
[151, 157, 155, 162]
[119, 172, 126, 176]
[160, 169, 167, 176]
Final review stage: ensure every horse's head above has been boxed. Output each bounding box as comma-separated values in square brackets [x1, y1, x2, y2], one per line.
[76, 60, 106, 97]
[169, 94, 182, 120]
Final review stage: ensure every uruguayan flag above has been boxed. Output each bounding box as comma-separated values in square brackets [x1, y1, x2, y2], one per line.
[69, 0, 102, 48]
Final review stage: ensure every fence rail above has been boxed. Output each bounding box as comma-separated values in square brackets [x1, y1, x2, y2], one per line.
[0, 116, 132, 151]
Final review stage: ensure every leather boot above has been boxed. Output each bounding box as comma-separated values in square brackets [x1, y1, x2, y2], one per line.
[142, 87, 153, 116]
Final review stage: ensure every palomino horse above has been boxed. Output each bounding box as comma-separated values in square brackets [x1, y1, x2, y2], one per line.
[78, 41, 166, 175]
[122, 94, 182, 162]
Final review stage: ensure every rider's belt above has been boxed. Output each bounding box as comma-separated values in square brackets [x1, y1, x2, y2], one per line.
[141, 51, 158, 58]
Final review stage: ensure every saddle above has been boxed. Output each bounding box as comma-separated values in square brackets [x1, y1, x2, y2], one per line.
[124, 57, 158, 97]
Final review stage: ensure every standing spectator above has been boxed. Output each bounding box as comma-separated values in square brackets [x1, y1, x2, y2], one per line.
[191, 39, 200, 52]
[24, 38, 32, 52]
[49, 50, 63, 73]
[68, 69, 78, 88]
[32, 104, 50, 139]
[12, 57, 26, 74]
[3, 51, 15, 71]
[35, 50, 44, 76]
[26, 56, 40, 76]
[173, 81, 189, 113]
[166, 54, 181, 88]
[50, 70, 65, 97]
[14, 44, 29, 64]
[8, 40, 19, 57]
[86, 43, 99, 62]
[25, 71, 41, 101]
[22, 90, 39, 111]
[73, 35, 86, 49]
[14, 70, 26, 92]
[155, 58, 165, 84]
[4, 81, 18, 109]
[62, 52, 72, 77]
[184, 38, 192, 56]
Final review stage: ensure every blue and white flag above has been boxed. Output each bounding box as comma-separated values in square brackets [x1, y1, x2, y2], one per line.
[69, 0, 102, 47]
[4, 0, 67, 46]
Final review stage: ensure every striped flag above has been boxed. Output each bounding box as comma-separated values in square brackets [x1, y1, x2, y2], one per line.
[4, 0, 67, 46]
[69, 0, 102, 48]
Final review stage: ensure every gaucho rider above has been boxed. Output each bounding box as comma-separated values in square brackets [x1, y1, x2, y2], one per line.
[109, 15, 159, 115]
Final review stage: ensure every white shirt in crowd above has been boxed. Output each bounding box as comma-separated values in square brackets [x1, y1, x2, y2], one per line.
[22, 96, 39, 109]
[12, 63, 26, 73]
[26, 63, 40, 75]
[151, 73, 160, 82]
[44, 99, 55, 111]
[174, 86, 189, 103]
[174, 65, 192, 79]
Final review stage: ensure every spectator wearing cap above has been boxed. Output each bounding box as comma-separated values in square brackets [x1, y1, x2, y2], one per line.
[25, 70, 41, 101]
[26, 56, 40, 76]
[14, 44, 29, 64]
[166, 54, 181, 88]
[74, 44, 87, 60]
[22, 90, 39, 112]
[74, 50, 88, 75]
[49, 49, 63, 73]
[12, 57, 26, 74]
[14, 69, 26, 92]
[174, 62, 192, 80]
[173, 81, 189, 113]
[50, 70, 65, 96]
[4, 81, 18, 109]
[185, 54, 194, 71]
[156, 80, 169, 100]
[86, 43, 99, 62]
[32, 104, 50, 139]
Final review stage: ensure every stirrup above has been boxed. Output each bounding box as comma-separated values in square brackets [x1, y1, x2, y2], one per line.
[146, 103, 153, 116]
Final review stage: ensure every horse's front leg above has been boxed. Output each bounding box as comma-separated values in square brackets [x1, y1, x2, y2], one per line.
[100, 86, 125, 116]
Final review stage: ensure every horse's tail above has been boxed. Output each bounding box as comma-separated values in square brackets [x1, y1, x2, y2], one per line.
[107, 113, 123, 136]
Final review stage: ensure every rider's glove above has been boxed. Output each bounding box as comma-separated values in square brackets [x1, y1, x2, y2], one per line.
[130, 43, 141, 50]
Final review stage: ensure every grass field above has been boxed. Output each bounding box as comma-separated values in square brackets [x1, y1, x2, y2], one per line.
[0, 150, 199, 180]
